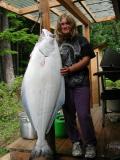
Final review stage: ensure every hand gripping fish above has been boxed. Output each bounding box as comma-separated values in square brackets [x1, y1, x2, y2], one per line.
[21, 29, 65, 159]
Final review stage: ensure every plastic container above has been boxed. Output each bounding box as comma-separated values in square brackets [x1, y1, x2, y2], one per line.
[54, 114, 67, 138]
[19, 112, 37, 139]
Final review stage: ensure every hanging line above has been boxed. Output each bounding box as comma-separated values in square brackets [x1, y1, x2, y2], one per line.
[30, 0, 43, 33]
[39, 11, 43, 35]
[30, 12, 42, 33]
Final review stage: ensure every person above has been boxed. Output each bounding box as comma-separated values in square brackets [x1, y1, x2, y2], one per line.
[55, 13, 97, 158]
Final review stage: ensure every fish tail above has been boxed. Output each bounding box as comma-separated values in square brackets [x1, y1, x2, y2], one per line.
[29, 141, 53, 160]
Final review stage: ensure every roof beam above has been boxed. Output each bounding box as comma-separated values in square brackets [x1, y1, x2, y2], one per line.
[39, 0, 50, 30]
[24, 14, 40, 23]
[49, 0, 60, 8]
[56, 0, 90, 25]
[19, 4, 39, 15]
[111, 0, 120, 19]
[77, 1, 96, 22]
[50, 8, 63, 16]
[19, 1, 60, 15]
[0, 0, 19, 14]
[96, 15, 116, 23]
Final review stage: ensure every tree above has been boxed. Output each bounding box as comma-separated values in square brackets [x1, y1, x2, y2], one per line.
[0, 10, 39, 83]
[90, 20, 120, 51]
[0, 9, 14, 85]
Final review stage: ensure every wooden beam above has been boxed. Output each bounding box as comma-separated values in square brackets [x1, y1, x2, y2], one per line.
[56, 0, 90, 26]
[19, 1, 60, 15]
[0, 0, 19, 14]
[78, 1, 96, 22]
[0, 0, 55, 29]
[96, 16, 116, 23]
[0, 0, 60, 16]
[39, 0, 50, 30]
[82, 25, 90, 41]
[111, 0, 120, 19]
[50, 8, 63, 16]
[24, 14, 40, 23]
[19, 4, 39, 15]
[83, 25, 93, 108]
[49, 0, 60, 8]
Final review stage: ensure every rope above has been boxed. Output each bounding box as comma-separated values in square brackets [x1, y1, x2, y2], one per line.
[30, 1, 43, 34]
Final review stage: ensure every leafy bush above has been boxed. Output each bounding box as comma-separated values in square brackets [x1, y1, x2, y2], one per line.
[0, 76, 24, 152]
[115, 80, 120, 88]
[105, 79, 115, 88]
[0, 147, 9, 156]
[105, 79, 120, 88]
[0, 76, 23, 121]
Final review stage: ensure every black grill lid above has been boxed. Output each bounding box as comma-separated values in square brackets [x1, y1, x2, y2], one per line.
[100, 48, 120, 81]
[100, 48, 120, 69]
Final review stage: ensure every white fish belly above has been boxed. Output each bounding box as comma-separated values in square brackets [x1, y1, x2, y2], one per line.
[21, 40, 64, 144]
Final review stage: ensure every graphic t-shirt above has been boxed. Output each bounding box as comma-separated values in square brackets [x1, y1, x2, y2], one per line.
[59, 35, 95, 88]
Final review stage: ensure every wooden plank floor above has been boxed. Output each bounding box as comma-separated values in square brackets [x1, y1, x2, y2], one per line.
[4, 106, 120, 160]
[91, 106, 120, 159]
[56, 106, 120, 159]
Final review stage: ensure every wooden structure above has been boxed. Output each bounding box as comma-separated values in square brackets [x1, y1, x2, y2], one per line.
[0, 0, 120, 29]
[0, 0, 120, 104]
[0, 0, 120, 105]
[0, 107, 120, 160]
[1, 0, 120, 159]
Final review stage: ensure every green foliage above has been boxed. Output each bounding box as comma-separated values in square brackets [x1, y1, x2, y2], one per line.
[0, 76, 23, 122]
[0, 49, 17, 55]
[105, 79, 120, 88]
[105, 79, 115, 87]
[0, 28, 38, 44]
[0, 76, 23, 152]
[7, 13, 25, 29]
[0, 120, 20, 145]
[0, 147, 9, 156]
[90, 20, 120, 50]
[0, 12, 39, 63]
[115, 80, 120, 88]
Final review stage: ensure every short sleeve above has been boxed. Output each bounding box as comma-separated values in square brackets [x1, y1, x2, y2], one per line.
[79, 36, 96, 59]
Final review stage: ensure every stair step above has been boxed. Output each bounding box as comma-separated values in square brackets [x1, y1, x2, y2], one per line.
[0, 153, 10, 160]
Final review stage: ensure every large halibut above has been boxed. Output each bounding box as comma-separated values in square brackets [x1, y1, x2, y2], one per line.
[21, 29, 65, 159]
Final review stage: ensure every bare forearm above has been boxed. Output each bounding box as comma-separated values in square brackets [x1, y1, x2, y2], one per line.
[60, 56, 90, 75]
[69, 56, 90, 72]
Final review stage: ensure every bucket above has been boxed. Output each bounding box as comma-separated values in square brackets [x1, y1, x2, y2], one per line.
[19, 112, 37, 139]
[54, 114, 67, 138]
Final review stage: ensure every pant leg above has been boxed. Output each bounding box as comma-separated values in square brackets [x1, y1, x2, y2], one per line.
[62, 87, 81, 143]
[74, 86, 97, 146]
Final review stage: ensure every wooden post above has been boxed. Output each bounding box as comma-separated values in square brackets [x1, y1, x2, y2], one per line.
[39, 0, 56, 155]
[39, 0, 50, 30]
[83, 25, 93, 108]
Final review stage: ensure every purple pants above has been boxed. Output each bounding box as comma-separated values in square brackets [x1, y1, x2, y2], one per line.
[63, 86, 97, 146]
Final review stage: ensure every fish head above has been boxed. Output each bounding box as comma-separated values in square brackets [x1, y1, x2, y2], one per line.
[37, 29, 57, 57]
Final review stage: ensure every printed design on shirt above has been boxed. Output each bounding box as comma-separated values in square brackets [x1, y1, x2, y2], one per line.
[59, 41, 81, 67]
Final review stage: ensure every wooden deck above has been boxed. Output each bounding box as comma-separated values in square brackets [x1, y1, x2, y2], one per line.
[3, 106, 120, 160]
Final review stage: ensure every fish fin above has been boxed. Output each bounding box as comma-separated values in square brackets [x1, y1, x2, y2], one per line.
[46, 77, 65, 134]
[21, 82, 36, 131]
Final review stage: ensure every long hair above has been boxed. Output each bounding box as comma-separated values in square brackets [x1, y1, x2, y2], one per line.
[55, 14, 78, 43]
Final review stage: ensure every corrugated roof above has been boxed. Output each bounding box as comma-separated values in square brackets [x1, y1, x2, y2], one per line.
[0, 0, 119, 28]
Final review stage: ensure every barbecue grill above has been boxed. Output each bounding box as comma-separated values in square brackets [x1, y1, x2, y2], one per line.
[94, 48, 120, 127]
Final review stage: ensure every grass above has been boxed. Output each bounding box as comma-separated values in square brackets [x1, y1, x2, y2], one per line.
[0, 147, 9, 157]
[0, 118, 21, 158]
[0, 76, 23, 157]
[0, 120, 20, 157]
